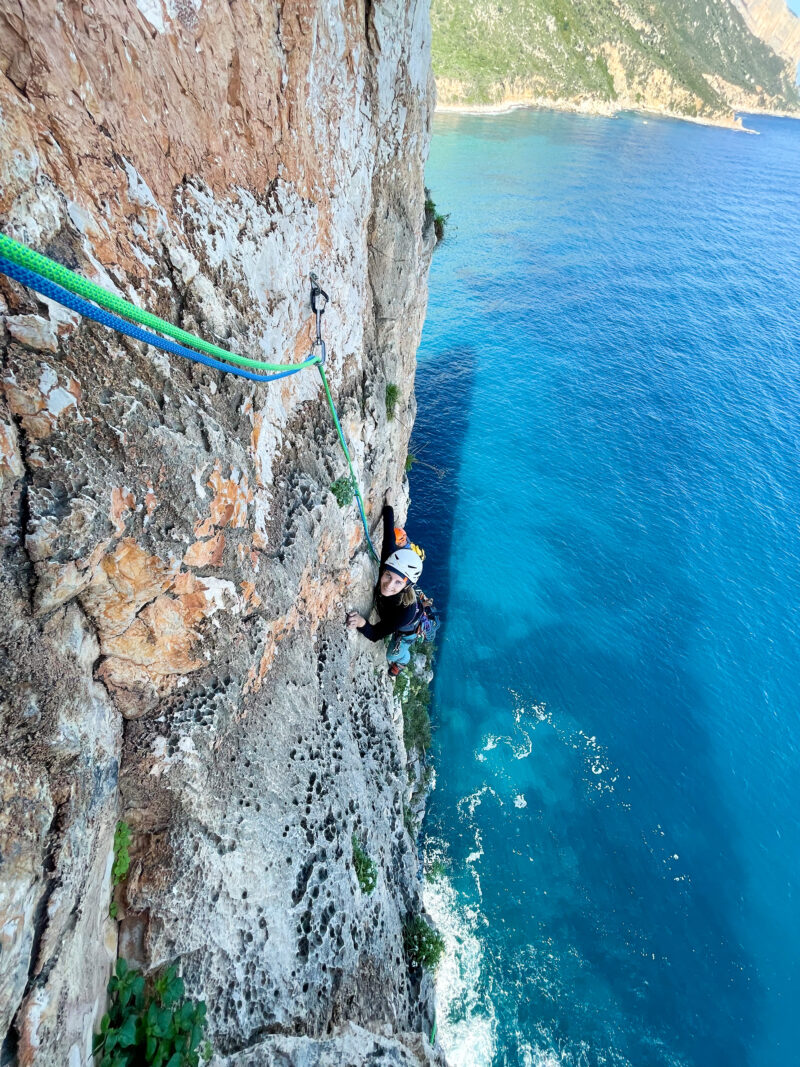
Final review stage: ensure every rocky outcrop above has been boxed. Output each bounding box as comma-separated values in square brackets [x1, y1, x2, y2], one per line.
[0, 0, 439, 1062]
[212, 1022, 439, 1066]
[732, 0, 800, 74]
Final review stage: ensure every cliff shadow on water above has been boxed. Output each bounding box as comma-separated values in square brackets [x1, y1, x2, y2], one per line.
[479, 613, 762, 1064]
[415, 383, 764, 1061]
[407, 345, 477, 621]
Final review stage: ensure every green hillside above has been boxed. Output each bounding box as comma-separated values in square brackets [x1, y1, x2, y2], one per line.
[431, 0, 800, 118]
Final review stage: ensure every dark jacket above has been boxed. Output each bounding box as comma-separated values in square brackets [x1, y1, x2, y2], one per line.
[358, 505, 418, 641]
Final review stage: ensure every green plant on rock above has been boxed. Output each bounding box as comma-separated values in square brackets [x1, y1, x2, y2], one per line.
[93, 958, 212, 1067]
[385, 383, 400, 421]
[403, 915, 446, 972]
[330, 475, 354, 508]
[113, 821, 132, 886]
[425, 858, 447, 884]
[110, 820, 132, 919]
[352, 834, 378, 895]
[424, 190, 450, 244]
[405, 452, 416, 473]
[394, 649, 433, 756]
[403, 804, 419, 839]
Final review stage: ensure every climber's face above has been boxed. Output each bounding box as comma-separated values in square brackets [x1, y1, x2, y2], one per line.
[381, 569, 407, 596]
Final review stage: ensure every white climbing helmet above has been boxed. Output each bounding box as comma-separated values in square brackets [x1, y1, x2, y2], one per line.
[385, 548, 423, 585]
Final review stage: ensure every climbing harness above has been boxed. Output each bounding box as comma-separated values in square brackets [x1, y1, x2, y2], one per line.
[394, 589, 439, 643]
[412, 592, 440, 643]
[0, 233, 378, 558]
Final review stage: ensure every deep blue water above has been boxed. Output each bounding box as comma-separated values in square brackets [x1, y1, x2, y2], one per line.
[411, 111, 800, 1067]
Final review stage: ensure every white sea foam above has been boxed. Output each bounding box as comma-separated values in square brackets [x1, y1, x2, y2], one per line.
[520, 1044, 565, 1067]
[425, 871, 497, 1067]
[506, 691, 620, 799]
[457, 784, 501, 820]
[519, 1031, 601, 1067]
[479, 700, 536, 762]
[514, 793, 527, 808]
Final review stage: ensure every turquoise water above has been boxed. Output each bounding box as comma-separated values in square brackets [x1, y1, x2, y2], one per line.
[411, 111, 800, 1067]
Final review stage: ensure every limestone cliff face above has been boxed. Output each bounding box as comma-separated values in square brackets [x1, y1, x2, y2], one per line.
[0, 0, 438, 1063]
[732, 0, 800, 74]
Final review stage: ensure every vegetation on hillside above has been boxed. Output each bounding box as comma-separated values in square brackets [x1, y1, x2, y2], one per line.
[431, 0, 800, 116]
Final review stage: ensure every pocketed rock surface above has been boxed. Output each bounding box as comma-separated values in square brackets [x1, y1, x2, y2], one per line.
[0, 0, 440, 1061]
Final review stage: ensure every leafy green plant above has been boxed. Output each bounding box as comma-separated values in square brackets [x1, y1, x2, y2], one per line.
[110, 820, 132, 919]
[113, 821, 132, 886]
[425, 858, 447, 884]
[424, 192, 450, 244]
[385, 383, 400, 421]
[93, 958, 212, 1067]
[330, 475, 354, 508]
[405, 452, 416, 473]
[352, 835, 378, 894]
[404, 915, 446, 972]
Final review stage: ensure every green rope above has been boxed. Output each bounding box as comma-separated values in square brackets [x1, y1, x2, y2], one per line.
[317, 364, 379, 561]
[0, 231, 378, 557]
[0, 232, 318, 374]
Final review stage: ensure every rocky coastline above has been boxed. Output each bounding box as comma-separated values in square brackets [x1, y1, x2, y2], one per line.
[434, 83, 800, 132]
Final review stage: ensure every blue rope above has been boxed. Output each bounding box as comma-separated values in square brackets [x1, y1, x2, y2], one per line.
[0, 255, 314, 383]
[1, 252, 381, 560]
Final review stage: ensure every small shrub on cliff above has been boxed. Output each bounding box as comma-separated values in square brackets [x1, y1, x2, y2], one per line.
[93, 958, 211, 1067]
[352, 835, 378, 894]
[403, 915, 446, 972]
[403, 804, 419, 839]
[385, 383, 400, 421]
[395, 660, 433, 755]
[405, 452, 417, 473]
[424, 190, 450, 245]
[112, 821, 132, 886]
[330, 475, 354, 508]
[425, 858, 448, 884]
[109, 820, 132, 918]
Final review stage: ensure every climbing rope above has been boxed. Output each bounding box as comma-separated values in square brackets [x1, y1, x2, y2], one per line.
[305, 267, 378, 559]
[0, 233, 313, 374]
[0, 255, 315, 383]
[0, 233, 379, 558]
[317, 362, 378, 560]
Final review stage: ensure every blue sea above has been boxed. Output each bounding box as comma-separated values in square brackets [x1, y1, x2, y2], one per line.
[411, 110, 800, 1067]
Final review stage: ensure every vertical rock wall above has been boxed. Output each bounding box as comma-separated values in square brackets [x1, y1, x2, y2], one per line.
[0, 0, 437, 1061]
[732, 0, 800, 75]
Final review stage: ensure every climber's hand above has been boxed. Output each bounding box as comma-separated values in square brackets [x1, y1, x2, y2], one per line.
[346, 611, 366, 629]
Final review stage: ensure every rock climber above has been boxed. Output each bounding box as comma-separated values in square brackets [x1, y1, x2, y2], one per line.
[346, 488, 423, 675]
